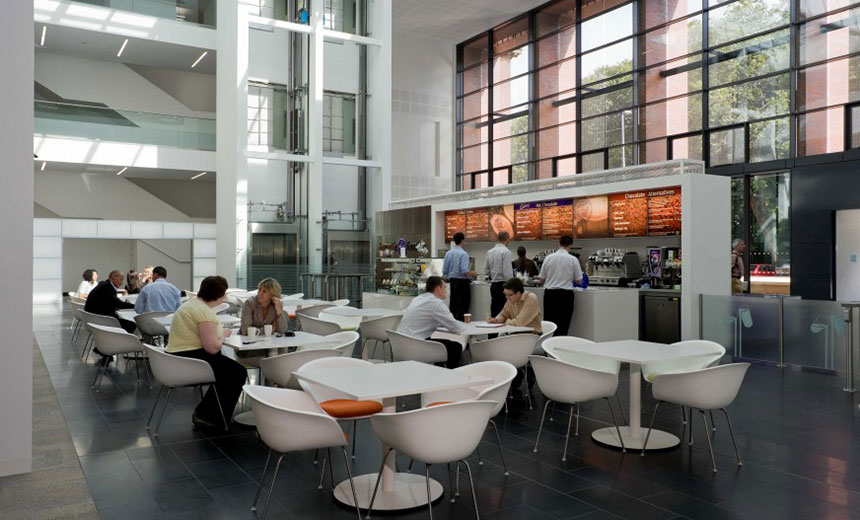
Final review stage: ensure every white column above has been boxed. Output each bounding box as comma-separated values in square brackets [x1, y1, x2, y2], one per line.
[307, 1, 325, 272]
[366, 0, 393, 215]
[216, 0, 250, 286]
[0, 1, 33, 476]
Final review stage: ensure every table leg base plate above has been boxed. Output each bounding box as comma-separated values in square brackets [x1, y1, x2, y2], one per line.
[333, 473, 444, 510]
[592, 426, 679, 451]
[232, 411, 256, 427]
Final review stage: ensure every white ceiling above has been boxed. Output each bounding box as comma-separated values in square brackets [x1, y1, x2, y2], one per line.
[34, 23, 215, 74]
[392, 0, 548, 43]
[34, 161, 215, 183]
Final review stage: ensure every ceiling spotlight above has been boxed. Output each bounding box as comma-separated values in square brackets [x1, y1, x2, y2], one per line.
[191, 51, 208, 68]
[117, 38, 129, 57]
[40, 162, 46, 171]
[116, 167, 128, 176]
[40, 26, 46, 46]
[191, 171, 208, 180]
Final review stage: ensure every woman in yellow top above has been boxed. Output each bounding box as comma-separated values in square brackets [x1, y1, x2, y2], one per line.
[240, 278, 289, 334]
[167, 275, 246, 429]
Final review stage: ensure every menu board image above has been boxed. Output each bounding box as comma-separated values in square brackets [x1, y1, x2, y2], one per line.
[444, 210, 466, 242]
[465, 208, 490, 241]
[487, 205, 515, 240]
[514, 202, 542, 240]
[574, 196, 609, 239]
[609, 191, 648, 237]
[541, 199, 574, 240]
[647, 187, 682, 236]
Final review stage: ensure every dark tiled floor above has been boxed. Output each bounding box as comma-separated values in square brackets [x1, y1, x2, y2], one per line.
[30, 302, 860, 519]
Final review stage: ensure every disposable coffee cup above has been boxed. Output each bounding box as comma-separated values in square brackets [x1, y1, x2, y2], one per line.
[247, 326, 258, 339]
[263, 324, 273, 336]
[463, 313, 472, 323]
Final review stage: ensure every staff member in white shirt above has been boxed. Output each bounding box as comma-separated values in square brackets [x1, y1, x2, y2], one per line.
[396, 276, 468, 368]
[485, 231, 513, 317]
[537, 235, 582, 336]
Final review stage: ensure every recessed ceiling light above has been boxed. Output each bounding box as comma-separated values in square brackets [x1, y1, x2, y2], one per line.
[40, 26, 46, 46]
[117, 38, 129, 58]
[116, 167, 128, 176]
[191, 51, 208, 68]
[191, 171, 208, 180]
[40, 162, 46, 171]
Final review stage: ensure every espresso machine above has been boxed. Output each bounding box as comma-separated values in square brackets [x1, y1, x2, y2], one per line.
[586, 248, 642, 286]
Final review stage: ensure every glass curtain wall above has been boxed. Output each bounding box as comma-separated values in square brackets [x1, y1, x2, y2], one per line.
[456, 0, 860, 188]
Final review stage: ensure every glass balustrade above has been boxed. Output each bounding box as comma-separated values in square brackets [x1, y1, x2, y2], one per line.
[74, 0, 216, 27]
[34, 101, 216, 151]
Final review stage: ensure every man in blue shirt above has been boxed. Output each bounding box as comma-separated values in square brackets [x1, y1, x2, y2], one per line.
[442, 232, 476, 321]
[135, 266, 182, 314]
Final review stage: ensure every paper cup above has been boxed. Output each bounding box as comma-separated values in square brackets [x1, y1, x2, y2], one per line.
[463, 313, 472, 323]
[263, 324, 273, 336]
[247, 326, 258, 339]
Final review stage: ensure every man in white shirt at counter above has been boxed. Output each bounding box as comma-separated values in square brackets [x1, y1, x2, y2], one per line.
[396, 276, 467, 368]
[485, 231, 514, 318]
[537, 235, 583, 336]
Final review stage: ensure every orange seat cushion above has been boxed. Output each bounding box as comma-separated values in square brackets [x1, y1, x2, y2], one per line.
[426, 401, 453, 407]
[320, 399, 383, 418]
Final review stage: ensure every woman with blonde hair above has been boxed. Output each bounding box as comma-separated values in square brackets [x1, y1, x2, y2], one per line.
[240, 277, 289, 334]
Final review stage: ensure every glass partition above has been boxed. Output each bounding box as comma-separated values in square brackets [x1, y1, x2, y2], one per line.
[783, 299, 847, 371]
[701, 294, 781, 364]
[35, 101, 216, 151]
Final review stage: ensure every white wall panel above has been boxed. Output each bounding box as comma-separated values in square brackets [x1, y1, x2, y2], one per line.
[33, 237, 62, 258]
[164, 222, 195, 238]
[194, 223, 217, 238]
[131, 221, 165, 239]
[33, 258, 62, 279]
[193, 258, 217, 276]
[193, 239, 217, 258]
[97, 220, 132, 238]
[62, 219, 98, 238]
[33, 280, 62, 305]
[33, 218, 61, 237]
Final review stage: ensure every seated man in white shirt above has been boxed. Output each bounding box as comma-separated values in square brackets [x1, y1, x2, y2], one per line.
[396, 276, 467, 368]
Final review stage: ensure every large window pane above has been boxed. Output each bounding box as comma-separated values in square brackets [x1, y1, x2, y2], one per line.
[798, 6, 860, 65]
[671, 134, 704, 159]
[582, 0, 629, 20]
[710, 126, 745, 165]
[640, 138, 668, 163]
[493, 134, 530, 167]
[556, 156, 578, 175]
[537, 122, 577, 159]
[461, 144, 488, 173]
[493, 46, 531, 84]
[538, 59, 577, 98]
[639, 93, 703, 140]
[749, 117, 790, 162]
[582, 150, 607, 172]
[641, 0, 703, 30]
[582, 77, 634, 118]
[462, 35, 489, 69]
[796, 56, 860, 111]
[708, 0, 789, 48]
[639, 14, 703, 67]
[537, 26, 576, 67]
[461, 90, 488, 121]
[709, 29, 790, 88]
[462, 63, 488, 94]
[582, 110, 634, 150]
[852, 105, 860, 148]
[537, 92, 576, 129]
[797, 108, 844, 156]
[639, 58, 703, 103]
[493, 106, 529, 139]
[749, 173, 791, 294]
[493, 168, 510, 186]
[493, 75, 531, 111]
[581, 3, 633, 52]
[581, 39, 633, 85]
[536, 0, 577, 37]
[798, 0, 857, 19]
[513, 164, 529, 183]
[493, 17, 530, 55]
[608, 144, 635, 168]
[460, 118, 489, 147]
[708, 74, 790, 127]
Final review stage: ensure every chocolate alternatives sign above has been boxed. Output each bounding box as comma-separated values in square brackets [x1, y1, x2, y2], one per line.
[647, 187, 681, 236]
[609, 191, 648, 237]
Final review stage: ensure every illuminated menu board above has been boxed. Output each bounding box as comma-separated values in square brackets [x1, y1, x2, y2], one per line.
[488, 205, 515, 240]
[647, 187, 682, 236]
[541, 199, 574, 239]
[444, 210, 466, 242]
[465, 208, 490, 242]
[573, 196, 609, 239]
[609, 191, 648, 237]
[514, 202, 542, 241]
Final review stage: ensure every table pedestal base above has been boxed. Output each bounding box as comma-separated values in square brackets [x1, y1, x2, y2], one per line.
[333, 473, 443, 510]
[592, 426, 679, 451]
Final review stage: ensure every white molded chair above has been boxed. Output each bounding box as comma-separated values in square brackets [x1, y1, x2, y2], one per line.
[533, 321, 558, 355]
[88, 324, 148, 392]
[283, 292, 304, 300]
[367, 400, 497, 520]
[300, 330, 360, 357]
[471, 334, 539, 409]
[245, 386, 361, 520]
[69, 294, 87, 305]
[359, 315, 402, 362]
[260, 349, 343, 390]
[530, 355, 626, 458]
[144, 345, 228, 435]
[387, 329, 449, 364]
[297, 303, 335, 318]
[318, 310, 361, 331]
[69, 301, 86, 343]
[331, 299, 350, 306]
[212, 302, 231, 314]
[298, 314, 343, 336]
[643, 363, 749, 472]
[134, 311, 171, 347]
[79, 311, 123, 361]
[421, 361, 517, 475]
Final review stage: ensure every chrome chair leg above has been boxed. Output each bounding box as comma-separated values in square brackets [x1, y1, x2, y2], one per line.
[260, 454, 285, 520]
[153, 387, 174, 435]
[523, 366, 533, 410]
[317, 451, 328, 490]
[447, 463, 456, 503]
[146, 385, 165, 429]
[606, 397, 626, 452]
[211, 385, 230, 430]
[340, 447, 362, 520]
[641, 401, 661, 455]
[327, 448, 335, 489]
[366, 448, 393, 519]
[424, 464, 434, 520]
[533, 399, 552, 453]
[721, 408, 743, 466]
[459, 459, 480, 520]
[251, 449, 272, 511]
[475, 444, 482, 465]
[351, 420, 357, 459]
[681, 404, 687, 425]
[700, 410, 717, 472]
[574, 402, 581, 436]
[615, 391, 626, 425]
[563, 403, 575, 462]
[709, 410, 717, 432]
[688, 407, 694, 445]
[488, 419, 509, 475]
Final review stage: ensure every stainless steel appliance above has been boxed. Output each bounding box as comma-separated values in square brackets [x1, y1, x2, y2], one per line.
[586, 248, 642, 286]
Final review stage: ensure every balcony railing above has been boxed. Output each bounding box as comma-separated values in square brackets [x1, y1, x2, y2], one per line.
[35, 100, 216, 151]
[74, 0, 216, 27]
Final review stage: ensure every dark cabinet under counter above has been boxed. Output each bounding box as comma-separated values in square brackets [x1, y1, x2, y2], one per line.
[640, 292, 681, 344]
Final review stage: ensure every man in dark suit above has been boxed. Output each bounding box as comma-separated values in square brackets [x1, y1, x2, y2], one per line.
[85, 269, 136, 334]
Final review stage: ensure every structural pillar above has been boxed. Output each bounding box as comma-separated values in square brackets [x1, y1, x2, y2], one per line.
[307, 0, 325, 272]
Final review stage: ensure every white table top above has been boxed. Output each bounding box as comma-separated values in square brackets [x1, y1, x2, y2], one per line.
[222, 331, 330, 352]
[116, 309, 138, 321]
[458, 321, 534, 336]
[555, 339, 718, 364]
[294, 360, 491, 401]
[281, 298, 330, 307]
[322, 306, 402, 318]
[153, 313, 241, 327]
